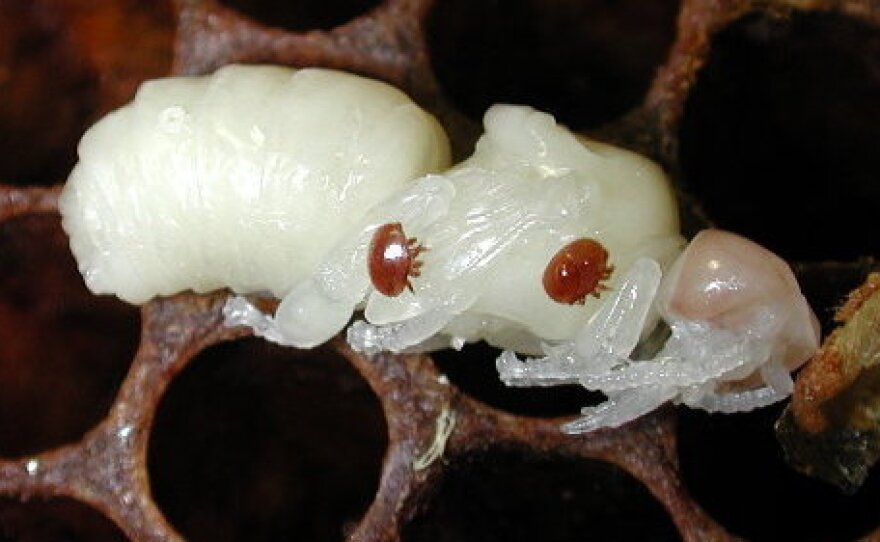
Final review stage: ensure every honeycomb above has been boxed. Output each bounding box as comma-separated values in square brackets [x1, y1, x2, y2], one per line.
[1, 0, 880, 540]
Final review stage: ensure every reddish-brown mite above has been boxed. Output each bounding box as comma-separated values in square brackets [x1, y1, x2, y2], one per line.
[542, 238, 614, 305]
[368, 222, 426, 297]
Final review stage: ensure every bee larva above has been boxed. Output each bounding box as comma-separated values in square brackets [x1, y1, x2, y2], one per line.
[60, 65, 819, 432]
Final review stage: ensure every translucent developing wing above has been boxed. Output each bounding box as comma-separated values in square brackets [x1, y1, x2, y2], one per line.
[313, 174, 456, 304]
[496, 258, 661, 387]
[434, 167, 589, 283]
[429, 172, 542, 281]
[365, 166, 591, 326]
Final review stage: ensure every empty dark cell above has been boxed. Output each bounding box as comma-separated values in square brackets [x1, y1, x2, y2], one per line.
[793, 260, 877, 333]
[431, 342, 602, 418]
[0, 215, 139, 458]
[0, 497, 129, 542]
[0, 2, 99, 186]
[426, 0, 680, 129]
[680, 12, 880, 260]
[0, 1, 174, 186]
[148, 338, 388, 542]
[678, 405, 880, 541]
[402, 451, 680, 542]
[219, 0, 378, 31]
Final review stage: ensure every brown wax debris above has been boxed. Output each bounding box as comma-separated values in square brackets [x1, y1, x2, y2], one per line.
[779, 272, 880, 492]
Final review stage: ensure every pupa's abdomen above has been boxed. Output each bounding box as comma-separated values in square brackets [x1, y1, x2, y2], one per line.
[59, 65, 450, 304]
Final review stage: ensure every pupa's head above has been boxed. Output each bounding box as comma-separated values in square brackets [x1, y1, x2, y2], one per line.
[657, 228, 820, 374]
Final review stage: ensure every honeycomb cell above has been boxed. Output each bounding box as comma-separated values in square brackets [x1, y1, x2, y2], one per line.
[678, 405, 880, 541]
[0, 215, 139, 458]
[426, 0, 680, 129]
[5, 1, 880, 541]
[0, 1, 99, 186]
[679, 11, 880, 261]
[0, 0, 174, 187]
[0, 497, 129, 542]
[431, 342, 602, 418]
[401, 450, 681, 542]
[793, 260, 877, 333]
[219, 0, 379, 31]
[148, 338, 388, 542]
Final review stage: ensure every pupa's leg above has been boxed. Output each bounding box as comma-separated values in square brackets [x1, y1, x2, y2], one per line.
[574, 323, 769, 393]
[223, 295, 286, 344]
[572, 258, 663, 360]
[561, 386, 678, 434]
[497, 258, 662, 387]
[347, 307, 457, 354]
[224, 279, 355, 348]
[679, 381, 791, 413]
[496, 350, 588, 387]
[679, 360, 793, 413]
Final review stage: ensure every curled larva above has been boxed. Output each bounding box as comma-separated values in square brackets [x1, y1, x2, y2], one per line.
[59, 65, 450, 304]
[227, 105, 684, 352]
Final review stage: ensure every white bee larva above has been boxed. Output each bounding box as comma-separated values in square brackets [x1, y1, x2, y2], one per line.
[59, 64, 819, 432]
[59, 65, 451, 304]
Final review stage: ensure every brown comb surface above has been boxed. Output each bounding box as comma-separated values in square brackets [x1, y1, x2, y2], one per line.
[1, 1, 880, 541]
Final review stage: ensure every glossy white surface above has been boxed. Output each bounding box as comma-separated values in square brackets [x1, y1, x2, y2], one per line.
[60, 65, 450, 304]
[235, 105, 682, 350]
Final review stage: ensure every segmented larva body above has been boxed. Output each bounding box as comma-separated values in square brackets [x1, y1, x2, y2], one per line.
[59, 65, 450, 304]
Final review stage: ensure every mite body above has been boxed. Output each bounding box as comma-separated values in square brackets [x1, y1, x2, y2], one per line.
[368, 222, 425, 296]
[543, 238, 614, 304]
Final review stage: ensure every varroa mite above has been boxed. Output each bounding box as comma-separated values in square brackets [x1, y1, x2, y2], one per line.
[543, 238, 614, 304]
[369, 222, 426, 296]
